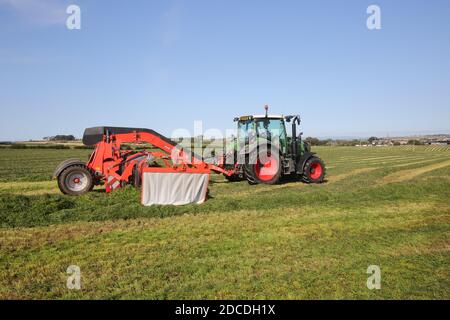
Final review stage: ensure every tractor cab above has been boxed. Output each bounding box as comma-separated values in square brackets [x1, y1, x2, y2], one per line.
[229, 106, 325, 185]
[234, 110, 307, 159]
[236, 115, 288, 153]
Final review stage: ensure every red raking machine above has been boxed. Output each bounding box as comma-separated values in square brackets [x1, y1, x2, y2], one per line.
[53, 127, 234, 205]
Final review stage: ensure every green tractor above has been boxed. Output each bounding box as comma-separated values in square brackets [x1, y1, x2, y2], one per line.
[224, 106, 326, 185]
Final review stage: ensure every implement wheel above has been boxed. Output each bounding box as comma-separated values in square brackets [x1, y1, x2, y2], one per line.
[57, 165, 94, 196]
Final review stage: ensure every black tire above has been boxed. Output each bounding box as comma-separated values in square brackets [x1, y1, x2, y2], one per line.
[302, 156, 326, 183]
[243, 164, 258, 185]
[57, 165, 94, 196]
[244, 146, 282, 185]
[225, 174, 243, 182]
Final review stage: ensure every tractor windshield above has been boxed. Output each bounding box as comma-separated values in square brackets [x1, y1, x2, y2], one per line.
[255, 118, 283, 141]
[238, 120, 254, 142]
[236, 117, 288, 153]
[237, 118, 286, 151]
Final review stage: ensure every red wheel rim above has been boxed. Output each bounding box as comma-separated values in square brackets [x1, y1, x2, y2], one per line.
[254, 155, 279, 181]
[309, 162, 323, 180]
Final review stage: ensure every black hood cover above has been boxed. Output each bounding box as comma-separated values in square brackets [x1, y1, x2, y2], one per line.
[82, 126, 177, 147]
[82, 126, 204, 162]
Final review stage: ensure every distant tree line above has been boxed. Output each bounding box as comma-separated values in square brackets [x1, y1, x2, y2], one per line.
[305, 136, 429, 146]
[407, 139, 423, 145]
[43, 135, 76, 141]
[10, 144, 71, 149]
[304, 137, 370, 146]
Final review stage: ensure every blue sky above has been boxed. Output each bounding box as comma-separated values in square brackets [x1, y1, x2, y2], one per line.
[1, 0, 449, 141]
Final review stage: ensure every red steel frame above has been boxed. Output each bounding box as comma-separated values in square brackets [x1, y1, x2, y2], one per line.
[85, 131, 235, 192]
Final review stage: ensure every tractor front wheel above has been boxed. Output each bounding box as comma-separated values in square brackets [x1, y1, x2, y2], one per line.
[57, 165, 94, 196]
[302, 157, 326, 183]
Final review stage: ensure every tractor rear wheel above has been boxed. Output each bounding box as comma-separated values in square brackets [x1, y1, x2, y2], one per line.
[57, 165, 94, 196]
[245, 147, 282, 185]
[302, 157, 326, 183]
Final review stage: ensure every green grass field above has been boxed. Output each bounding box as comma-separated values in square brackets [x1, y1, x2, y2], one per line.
[0, 146, 449, 299]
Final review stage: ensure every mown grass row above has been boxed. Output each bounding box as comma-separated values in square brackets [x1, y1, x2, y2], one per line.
[0, 147, 449, 228]
[1, 195, 448, 299]
[0, 146, 449, 299]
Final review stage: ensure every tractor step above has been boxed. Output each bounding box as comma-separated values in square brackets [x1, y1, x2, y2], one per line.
[282, 159, 294, 174]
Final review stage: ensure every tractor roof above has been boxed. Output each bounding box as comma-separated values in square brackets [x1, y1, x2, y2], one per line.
[237, 115, 284, 121]
[253, 115, 284, 119]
